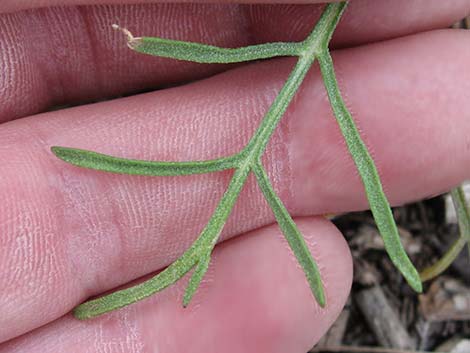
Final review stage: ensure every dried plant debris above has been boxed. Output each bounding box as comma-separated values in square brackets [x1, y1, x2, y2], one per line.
[355, 286, 415, 350]
[419, 277, 470, 322]
[317, 192, 469, 353]
[435, 338, 470, 353]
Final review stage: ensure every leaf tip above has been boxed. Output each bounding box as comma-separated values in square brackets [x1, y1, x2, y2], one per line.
[315, 285, 326, 308]
[112, 24, 141, 50]
[182, 288, 195, 308]
[51, 145, 65, 158]
[182, 295, 191, 309]
[407, 268, 423, 293]
[50, 146, 72, 162]
[72, 306, 89, 321]
[317, 295, 326, 308]
[50, 145, 59, 154]
[412, 278, 423, 294]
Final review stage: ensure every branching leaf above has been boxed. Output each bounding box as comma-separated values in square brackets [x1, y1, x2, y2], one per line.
[73, 245, 200, 319]
[51, 2, 431, 319]
[73, 164, 250, 319]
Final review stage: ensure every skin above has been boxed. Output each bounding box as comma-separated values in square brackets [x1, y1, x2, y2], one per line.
[0, 0, 469, 352]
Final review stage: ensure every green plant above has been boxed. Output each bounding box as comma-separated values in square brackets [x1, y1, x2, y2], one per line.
[51, 1, 427, 320]
[420, 186, 470, 281]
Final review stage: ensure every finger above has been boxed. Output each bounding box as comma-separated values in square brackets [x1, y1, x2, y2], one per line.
[2, 0, 331, 13]
[1, 29, 470, 341]
[0, 218, 352, 352]
[1, 1, 469, 122]
[2, 0, 469, 14]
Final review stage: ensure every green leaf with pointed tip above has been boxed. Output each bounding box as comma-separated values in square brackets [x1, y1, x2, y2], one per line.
[51, 146, 239, 176]
[253, 163, 326, 307]
[317, 50, 422, 293]
[125, 36, 301, 64]
[183, 256, 211, 308]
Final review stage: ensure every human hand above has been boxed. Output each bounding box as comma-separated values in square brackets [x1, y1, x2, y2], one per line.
[1, 1, 470, 352]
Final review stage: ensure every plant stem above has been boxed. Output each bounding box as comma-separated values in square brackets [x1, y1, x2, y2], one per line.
[244, 2, 347, 160]
[420, 185, 470, 281]
[452, 186, 470, 256]
[303, 1, 348, 55]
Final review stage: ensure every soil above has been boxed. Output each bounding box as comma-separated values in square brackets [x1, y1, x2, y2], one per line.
[311, 194, 470, 353]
